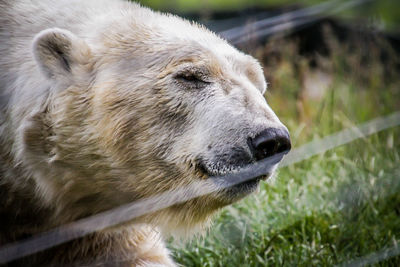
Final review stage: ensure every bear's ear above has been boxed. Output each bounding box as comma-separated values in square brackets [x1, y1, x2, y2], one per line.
[33, 28, 92, 80]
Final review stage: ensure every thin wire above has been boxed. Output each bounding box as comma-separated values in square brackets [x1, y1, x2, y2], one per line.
[0, 111, 399, 264]
[231, 16, 317, 45]
[339, 243, 400, 267]
[221, 0, 372, 45]
[220, 0, 341, 41]
[281, 111, 400, 167]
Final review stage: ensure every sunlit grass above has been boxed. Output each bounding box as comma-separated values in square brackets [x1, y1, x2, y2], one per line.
[168, 30, 400, 266]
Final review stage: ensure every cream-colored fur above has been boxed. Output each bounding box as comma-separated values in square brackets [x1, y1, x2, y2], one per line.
[0, 0, 287, 265]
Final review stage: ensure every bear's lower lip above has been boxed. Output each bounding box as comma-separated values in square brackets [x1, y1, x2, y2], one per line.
[196, 161, 244, 178]
[195, 161, 270, 200]
[196, 160, 270, 181]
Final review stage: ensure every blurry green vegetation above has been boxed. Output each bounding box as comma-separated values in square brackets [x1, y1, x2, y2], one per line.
[168, 23, 400, 266]
[136, 0, 400, 32]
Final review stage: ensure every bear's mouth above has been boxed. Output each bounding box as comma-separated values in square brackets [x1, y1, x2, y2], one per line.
[196, 160, 270, 199]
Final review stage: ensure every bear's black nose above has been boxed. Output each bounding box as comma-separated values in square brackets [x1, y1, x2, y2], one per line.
[248, 128, 291, 161]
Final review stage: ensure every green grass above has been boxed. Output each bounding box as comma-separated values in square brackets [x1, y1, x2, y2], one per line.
[168, 31, 400, 266]
[169, 130, 400, 266]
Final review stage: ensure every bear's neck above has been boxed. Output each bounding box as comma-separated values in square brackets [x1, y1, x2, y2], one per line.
[0, 165, 54, 245]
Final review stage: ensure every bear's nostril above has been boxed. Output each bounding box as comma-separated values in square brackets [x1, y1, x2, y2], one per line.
[249, 128, 291, 161]
[255, 139, 278, 158]
[276, 137, 291, 153]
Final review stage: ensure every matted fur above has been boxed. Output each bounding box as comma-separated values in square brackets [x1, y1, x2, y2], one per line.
[0, 0, 288, 265]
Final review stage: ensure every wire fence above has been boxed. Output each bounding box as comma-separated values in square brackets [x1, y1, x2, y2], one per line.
[1, 0, 400, 265]
[1, 111, 399, 264]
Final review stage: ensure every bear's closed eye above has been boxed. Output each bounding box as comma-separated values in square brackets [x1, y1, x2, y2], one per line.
[177, 73, 201, 82]
[175, 72, 210, 84]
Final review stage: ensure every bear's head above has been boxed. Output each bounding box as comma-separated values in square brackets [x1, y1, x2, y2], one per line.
[27, 9, 290, 232]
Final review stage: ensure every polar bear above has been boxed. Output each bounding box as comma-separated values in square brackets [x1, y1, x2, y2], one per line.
[0, 0, 290, 266]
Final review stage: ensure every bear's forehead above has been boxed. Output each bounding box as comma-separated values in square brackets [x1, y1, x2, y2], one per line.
[90, 7, 265, 91]
[95, 8, 241, 60]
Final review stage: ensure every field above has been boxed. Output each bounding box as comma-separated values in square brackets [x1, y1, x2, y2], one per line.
[168, 23, 400, 266]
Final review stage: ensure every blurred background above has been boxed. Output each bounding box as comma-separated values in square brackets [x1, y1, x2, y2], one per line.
[139, 0, 400, 32]
[137, 0, 400, 266]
